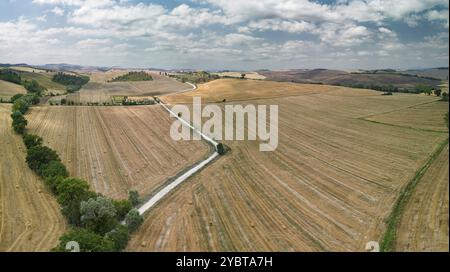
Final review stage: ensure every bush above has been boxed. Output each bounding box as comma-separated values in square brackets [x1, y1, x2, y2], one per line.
[125, 208, 143, 233]
[113, 199, 133, 220]
[434, 89, 442, 97]
[217, 143, 225, 155]
[56, 178, 96, 226]
[128, 190, 140, 206]
[53, 228, 114, 252]
[105, 225, 130, 251]
[26, 145, 60, 174]
[22, 134, 43, 149]
[442, 93, 449, 101]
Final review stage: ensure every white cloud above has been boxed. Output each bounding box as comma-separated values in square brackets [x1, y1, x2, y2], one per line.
[50, 7, 65, 16]
[242, 19, 315, 33]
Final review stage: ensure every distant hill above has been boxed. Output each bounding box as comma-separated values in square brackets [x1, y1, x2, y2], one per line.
[260, 68, 443, 91]
[401, 67, 449, 81]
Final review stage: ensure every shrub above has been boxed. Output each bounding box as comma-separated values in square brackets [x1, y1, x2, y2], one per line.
[217, 143, 225, 155]
[22, 134, 43, 149]
[53, 228, 114, 252]
[434, 89, 442, 97]
[442, 93, 449, 101]
[128, 190, 140, 206]
[26, 145, 60, 174]
[125, 208, 143, 232]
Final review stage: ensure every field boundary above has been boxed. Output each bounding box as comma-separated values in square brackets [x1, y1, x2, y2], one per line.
[359, 118, 449, 133]
[380, 137, 449, 252]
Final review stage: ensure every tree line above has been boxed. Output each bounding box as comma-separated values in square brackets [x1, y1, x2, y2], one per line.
[109, 71, 153, 82]
[9, 90, 144, 252]
[52, 72, 90, 93]
[0, 69, 47, 95]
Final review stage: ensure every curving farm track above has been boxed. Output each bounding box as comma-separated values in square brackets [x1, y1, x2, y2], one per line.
[26, 105, 210, 199]
[0, 104, 66, 251]
[127, 83, 448, 251]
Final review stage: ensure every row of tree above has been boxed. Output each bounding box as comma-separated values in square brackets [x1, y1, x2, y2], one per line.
[0, 69, 22, 84]
[10, 94, 144, 252]
[0, 69, 47, 94]
[10, 93, 40, 133]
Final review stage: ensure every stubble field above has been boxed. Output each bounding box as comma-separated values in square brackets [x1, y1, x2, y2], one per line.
[0, 104, 66, 251]
[395, 143, 449, 252]
[0, 79, 27, 101]
[26, 105, 210, 200]
[127, 80, 448, 251]
[57, 70, 191, 104]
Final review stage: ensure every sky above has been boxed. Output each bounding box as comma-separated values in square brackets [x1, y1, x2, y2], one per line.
[0, 0, 448, 70]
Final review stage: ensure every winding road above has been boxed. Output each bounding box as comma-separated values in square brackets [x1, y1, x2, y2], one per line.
[137, 81, 219, 215]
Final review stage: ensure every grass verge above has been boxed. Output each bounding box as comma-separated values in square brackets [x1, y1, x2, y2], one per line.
[380, 137, 449, 252]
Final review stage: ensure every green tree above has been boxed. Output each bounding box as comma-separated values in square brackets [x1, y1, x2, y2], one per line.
[10, 94, 24, 103]
[128, 190, 140, 206]
[44, 175, 65, 195]
[105, 225, 130, 251]
[41, 160, 68, 179]
[53, 228, 114, 252]
[12, 99, 29, 114]
[125, 208, 143, 233]
[22, 134, 43, 149]
[113, 199, 132, 220]
[56, 178, 96, 225]
[80, 196, 118, 235]
[25, 145, 60, 174]
[11, 111, 27, 134]
[434, 89, 442, 97]
[442, 92, 449, 101]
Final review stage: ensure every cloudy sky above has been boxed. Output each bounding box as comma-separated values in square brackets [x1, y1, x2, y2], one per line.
[0, 0, 448, 70]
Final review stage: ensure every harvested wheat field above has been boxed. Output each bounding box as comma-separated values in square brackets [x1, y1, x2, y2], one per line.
[127, 82, 448, 252]
[0, 79, 26, 101]
[161, 78, 432, 104]
[26, 105, 210, 199]
[365, 100, 449, 132]
[395, 143, 449, 252]
[0, 104, 66, 251]
[58, 70, 191, 104]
